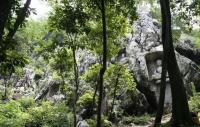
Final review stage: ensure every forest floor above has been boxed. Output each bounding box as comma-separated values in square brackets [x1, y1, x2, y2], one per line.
[130, 114, 171, 127]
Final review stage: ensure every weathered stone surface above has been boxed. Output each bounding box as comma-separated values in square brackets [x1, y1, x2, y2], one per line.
[10, 67, 36, 99]
[126, 6, 200, 111]
[76, 120, 89, 127]
[120, 90, 149, 115]
[76, 49, 97, 74]
[35, 80, 61, 101]
[175, 39, 200, 65]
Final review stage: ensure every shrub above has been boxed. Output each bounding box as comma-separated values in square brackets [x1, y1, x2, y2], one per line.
[0, 100, 31, 127]
[0, 98, 73, 127]
[87, 118, 96, 127]
[121, 114, 151, 125]
[26, 101, 73, 127]
[19, 97, 36, 110]
[189, 93, 200, 113]
[77, 90, 93, 107]
[86, 117, 112, 127]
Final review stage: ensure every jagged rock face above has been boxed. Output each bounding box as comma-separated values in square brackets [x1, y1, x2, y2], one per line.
[35, 80, 62, 101]
[6, 66, 64, 102]
[126, 6, 200, 111]
[12, 67, 36, 99]
[76, 49, 97, 75]
[0, 67, 37, 100]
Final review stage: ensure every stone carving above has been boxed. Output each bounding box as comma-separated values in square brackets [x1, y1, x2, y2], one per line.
[126, 5, 200, 111]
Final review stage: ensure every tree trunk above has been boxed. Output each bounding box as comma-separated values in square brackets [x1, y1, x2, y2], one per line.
[92, 82, 98, 110]
[86, 82, 98, 118]
[72, 47, 79, 127]
[2, 77, 7, 100]
[154, 55, 167, 125]
[0, 0, 13, 41]
[7, 0, 31, 39]
[154, 2, 168, 124]
[160, 0, 193, 126]
[61, 75, 65, 95]
[97, 0, 107, 126]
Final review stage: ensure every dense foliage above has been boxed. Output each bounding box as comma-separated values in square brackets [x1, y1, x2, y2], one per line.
[0, 0, 200, 127]
[0, 98, 73, 127]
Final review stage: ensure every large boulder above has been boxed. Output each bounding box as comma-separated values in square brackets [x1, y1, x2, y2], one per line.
[120, 90, 149, 115]
[126, 5, 200, 111]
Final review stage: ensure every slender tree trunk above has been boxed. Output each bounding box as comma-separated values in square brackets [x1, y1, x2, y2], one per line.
[72, 47, 79, 127]
[87, 82, 98, 118]
[3, 77, 7, 100]
[97, 0, 107, 126]
[92, 82, 98, 113]
[154, 2, 168, 124]
[61, 75, 65, 94]
[111, 74, 119, 113]
[7, 0, 31, 39]
[160, 0, 193, 126]
[154, 56, 167, 125]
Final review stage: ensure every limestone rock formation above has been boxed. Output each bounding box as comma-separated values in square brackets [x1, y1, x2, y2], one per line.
[35, 80, 61, 101]
[175, 39, 200, 65]
[120, 90, 149, 115]
[126, 6, 200, 111]
[76, 120, 89, 127]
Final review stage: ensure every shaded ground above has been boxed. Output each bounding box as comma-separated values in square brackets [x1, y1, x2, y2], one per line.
[126, 114, 171, 127]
